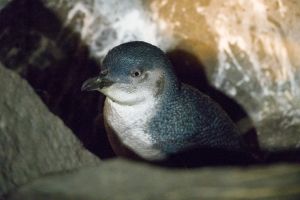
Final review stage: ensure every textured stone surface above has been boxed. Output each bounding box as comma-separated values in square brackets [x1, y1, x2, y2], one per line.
[0, 63, 100, 197]
[39, 0, 175, 57]
[0, 0, 113, 158]
[150, 0, 300, 150]
[0, 0, 9, 8]
[7, 159, 300, 200]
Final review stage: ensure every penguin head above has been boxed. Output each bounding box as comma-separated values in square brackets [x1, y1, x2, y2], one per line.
[82, 41, 178, 105]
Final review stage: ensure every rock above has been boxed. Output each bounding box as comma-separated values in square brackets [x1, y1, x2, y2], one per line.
[0, 0, 114, 158]
[0, 63, 100, 197]
[0, 0, 9, 9]
[39, 0, 175, 56]
[7, 159, 300, 200]
[150, 0, 300, 150]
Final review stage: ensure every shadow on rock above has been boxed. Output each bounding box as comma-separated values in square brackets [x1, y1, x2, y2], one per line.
[0, 0, 114, 159]
[167, 50, 262, 159]
[166, 49, 300, 167]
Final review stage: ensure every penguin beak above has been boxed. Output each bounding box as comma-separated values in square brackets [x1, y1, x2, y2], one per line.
[81, 76, 114, 91]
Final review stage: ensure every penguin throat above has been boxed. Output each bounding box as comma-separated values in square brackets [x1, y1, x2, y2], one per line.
[107, 96, 146, 106]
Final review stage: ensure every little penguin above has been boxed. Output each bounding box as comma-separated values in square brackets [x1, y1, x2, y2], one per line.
[82, 41, 251, 166]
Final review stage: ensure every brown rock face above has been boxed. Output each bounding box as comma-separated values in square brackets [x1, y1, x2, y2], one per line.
[150, 0, 300, 150]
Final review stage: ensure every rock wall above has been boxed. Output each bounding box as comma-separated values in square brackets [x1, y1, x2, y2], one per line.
[0, 63, 100, 196]
[0, 0, 9, 8]
[0, 0, 113, 158]
[40, 0, 176, 58]
[8, 159, 300, 200]
[150, 0, 300, 150]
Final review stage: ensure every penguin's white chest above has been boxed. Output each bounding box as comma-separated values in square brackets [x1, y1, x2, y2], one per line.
[103, 98, 165, 160]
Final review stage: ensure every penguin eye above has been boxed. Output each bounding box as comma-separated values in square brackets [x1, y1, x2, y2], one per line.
[131, 70, 142, 78]
[100, 69, 108, 76]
